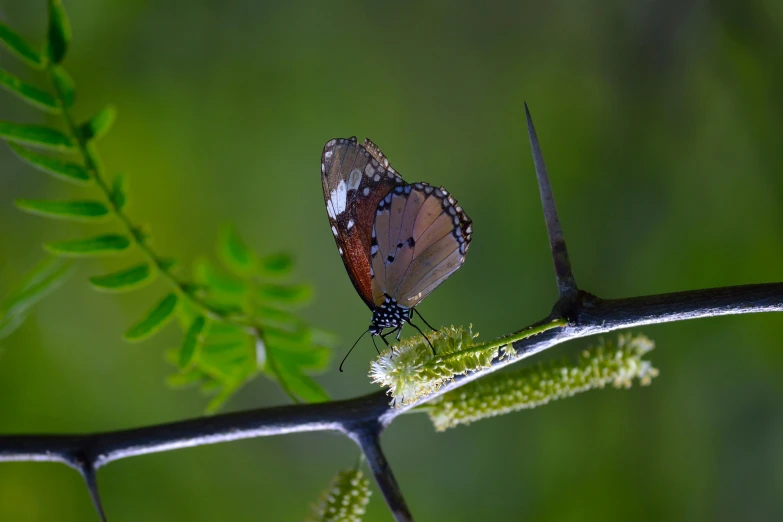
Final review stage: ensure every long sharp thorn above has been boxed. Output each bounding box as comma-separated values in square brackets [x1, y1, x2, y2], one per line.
[525, 102, 578, 300]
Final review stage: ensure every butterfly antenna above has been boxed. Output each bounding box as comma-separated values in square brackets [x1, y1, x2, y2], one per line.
[371, 335, 380, 355]
[339, 329, 370, 372]
[412, 308, 437, 331]
[408, 320, 436, 355]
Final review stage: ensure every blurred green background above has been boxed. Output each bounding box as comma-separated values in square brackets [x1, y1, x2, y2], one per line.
[2, 0, 783, 520]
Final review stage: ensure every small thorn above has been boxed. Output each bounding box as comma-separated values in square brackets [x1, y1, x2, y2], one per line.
[525, 103, 578, 301]
[79, 463, 108, 522]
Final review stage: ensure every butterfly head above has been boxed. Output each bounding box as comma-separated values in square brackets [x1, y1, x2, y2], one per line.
[369, 296, 408, 335]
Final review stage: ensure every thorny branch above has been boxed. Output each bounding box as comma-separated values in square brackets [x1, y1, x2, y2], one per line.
[2, 110, 782, 522]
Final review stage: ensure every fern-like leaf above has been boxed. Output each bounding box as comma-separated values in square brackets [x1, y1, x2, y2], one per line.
[46, 0, 71, 65]
[45, 235, 131, 256]
[89, 263, 155, 292]
[0, 121, 73, 151]
[81, 105, 116, 141]
[0, 69, 59, 112]
[15, 199, 109, 221]
[8, 142, 89, 184]
[0, 3, 331, 412]
[179, 316, 207, 369]
[0, 22, 44, 68]
[0, 256, 73, 340]
[124, 293, 179, 342]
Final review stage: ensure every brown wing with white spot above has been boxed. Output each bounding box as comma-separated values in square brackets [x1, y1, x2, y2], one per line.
[370, 183, 472, 308]
[321, 137, 405, 309]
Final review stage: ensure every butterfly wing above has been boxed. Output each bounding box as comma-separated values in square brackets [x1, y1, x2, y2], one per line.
[371, 183, 472, 308]
[322, 137, 405, 309]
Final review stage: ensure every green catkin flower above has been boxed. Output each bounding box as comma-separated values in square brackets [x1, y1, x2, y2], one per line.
[370, 326, 486, 407]
[426, 333, 659, 431]
[304, 469, 371, 522]
[370, 321, 566, 408]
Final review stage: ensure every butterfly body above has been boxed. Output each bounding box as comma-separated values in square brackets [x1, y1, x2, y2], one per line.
[321, 137, 472, 350]
[369, 296, 409, 335]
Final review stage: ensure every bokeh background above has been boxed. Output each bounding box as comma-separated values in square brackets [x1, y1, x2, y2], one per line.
[1, 1, 783, 520]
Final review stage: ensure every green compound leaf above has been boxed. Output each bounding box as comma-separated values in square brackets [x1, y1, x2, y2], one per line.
[194, 258, 247, 294]
[15, 199, 109, 221]
[258, 252, 293, 276]
[218, 224, 258, 276]
[267, 347, 329, 403]
[278, 343, 330, 371]
[304, 468, 371, 522]
[190, 329, 256, 414]
[0, 22, 44, 68]
[179, 316, 207, 369]
[157, 258, 178, 271]
[0, 69, 59, 112]
[255, 283, 313, 308]
[50, 65, 74, 107]
[0, 257, 73, 340]
[5, 257, 70, 303]
[81, 105, 116, 141]
[130, 225, 150, 244]
[1, 261, 73, 317]
[200, 336, 255, 380]
[171, 223, 334, 410]
[7, 142, 90, 184]
[46, 0, 71, 64]
[45, 234, 131, 257]
[205, 378, 246, 415]
[89, 263, 155, 292]
[199, 377, 223, 394]
[0, 121, 73, 151]
[124, 293, 179, 342]
[264, 327, 331, 371]
[165, 370, 205, 389]
[281, 366, 329, 403]
[110, 173, 126, 210]
[254, 305, 305, 332]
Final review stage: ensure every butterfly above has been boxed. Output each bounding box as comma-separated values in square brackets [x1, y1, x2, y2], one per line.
[321, 137, 472, 369]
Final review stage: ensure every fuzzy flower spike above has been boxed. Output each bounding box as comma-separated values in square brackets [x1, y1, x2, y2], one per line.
[370, 320, 566, 407]
[426, 333, 659, 430]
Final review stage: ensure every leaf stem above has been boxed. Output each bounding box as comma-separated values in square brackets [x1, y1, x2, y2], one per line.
[45, 66, 261, 334]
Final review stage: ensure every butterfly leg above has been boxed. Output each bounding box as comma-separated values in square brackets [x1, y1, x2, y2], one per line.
[380, 330, 394, 358]
[407, 320, 436, 355]
[412, 308, 437, 332]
